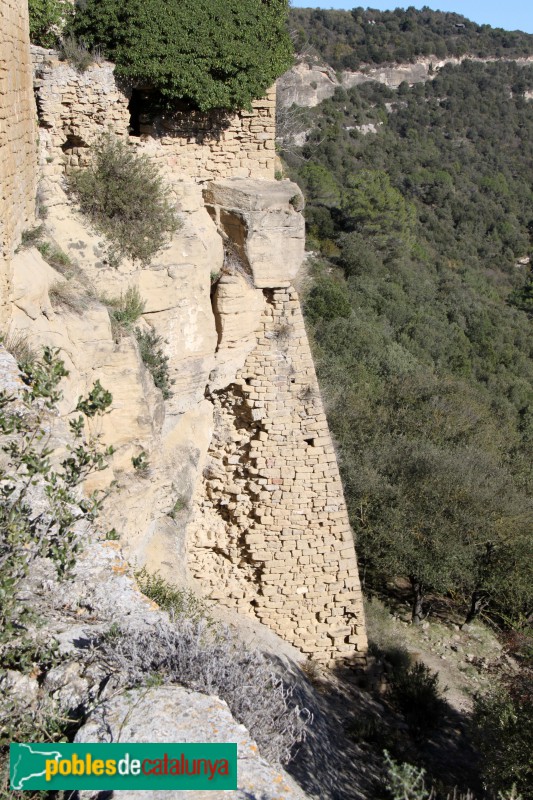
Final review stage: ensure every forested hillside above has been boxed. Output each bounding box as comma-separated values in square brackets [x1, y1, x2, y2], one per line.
[282, 26, 533, 793]
[289, 7, 533, 70]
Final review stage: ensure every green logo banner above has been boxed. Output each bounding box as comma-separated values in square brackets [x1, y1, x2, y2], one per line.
[10, 743, 237, 791]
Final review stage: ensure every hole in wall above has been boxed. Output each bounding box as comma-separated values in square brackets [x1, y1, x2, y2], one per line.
[61, 134, 87, 152]
[128, 88, 143, 136]
[304, 437, 315, 447]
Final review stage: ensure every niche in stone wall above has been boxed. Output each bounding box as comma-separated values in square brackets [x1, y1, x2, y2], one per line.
[127, 88, 233, 143]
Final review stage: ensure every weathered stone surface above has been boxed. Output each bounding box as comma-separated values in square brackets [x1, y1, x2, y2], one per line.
[204, 179, 305, 289]
[277, 60, 339, 108]
[189, 287, 368, 665]
[210, 274, 266, 391]
[277, 54, 533, 109]
[33, 52, 277, 182]
[0, 0, 36, 326]
[75, 686, 311, 800]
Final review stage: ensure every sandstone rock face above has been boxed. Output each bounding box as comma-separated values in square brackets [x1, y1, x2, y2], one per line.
[204, 179, 305, 289]
[277, 54, 533, 109]
[277, 60, 339, 108]
[0, 0, 36, 326]
[76, 686, 311, 800]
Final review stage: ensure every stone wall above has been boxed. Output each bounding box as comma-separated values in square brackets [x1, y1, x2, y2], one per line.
[0, 0, 36, 324]
[190, 287, 367, 666]
[33, 52, 276, 182]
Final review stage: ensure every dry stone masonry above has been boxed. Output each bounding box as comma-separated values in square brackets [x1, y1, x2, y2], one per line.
[33, 51, 276, 182]
[187, 179, 367, 666]
[191, 287, 367, 666]
[0, 0, 36, 325]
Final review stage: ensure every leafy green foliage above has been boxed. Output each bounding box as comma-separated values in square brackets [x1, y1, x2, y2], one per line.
[289, 59, 533, 626]
[28, 0, 71, 48]
[135, 328, 173, 400]
[473, 666, 533, 799]
[0, 348, 113, 647]
[387, 662, 445, 733]
[305, 278, 351, 323]
[290, 7, 533, 71]
[68, 134, 180, 266]
[135, 568, 208, 623]
[70, 0, 293, 111]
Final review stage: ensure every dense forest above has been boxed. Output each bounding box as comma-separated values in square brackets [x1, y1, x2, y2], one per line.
[282, 28, 533, 794]
[289, 6, 533, 70]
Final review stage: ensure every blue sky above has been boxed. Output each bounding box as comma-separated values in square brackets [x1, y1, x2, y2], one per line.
[289, 2, 533, 34]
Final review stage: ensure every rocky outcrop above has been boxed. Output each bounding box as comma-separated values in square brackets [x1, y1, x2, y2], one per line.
[76, 686, 311, 800]
[277, 54, 533, 108]
[11, 173, 364, 665]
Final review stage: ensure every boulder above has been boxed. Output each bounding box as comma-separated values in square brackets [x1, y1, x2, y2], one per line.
[75, 685, 311, 800]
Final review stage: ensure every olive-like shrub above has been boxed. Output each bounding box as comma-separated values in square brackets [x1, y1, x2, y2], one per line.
[69, 134, 180, 266]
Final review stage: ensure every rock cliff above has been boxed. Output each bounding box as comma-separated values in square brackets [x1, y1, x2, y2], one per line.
[277, 54, 533, 108]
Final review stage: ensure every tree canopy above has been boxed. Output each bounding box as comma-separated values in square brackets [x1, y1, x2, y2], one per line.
[284, 59, 533, 626]
[70, 0, 293, 111]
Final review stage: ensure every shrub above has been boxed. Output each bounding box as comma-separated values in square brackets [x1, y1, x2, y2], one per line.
[48, 281, 86, 314]
[135, 568, 208, 623]
[305, 279, 352, 323]
[131, 450, 150, 477]
[387, 662, 445, 733]
[19, 225, 44, 249]
[37, 241, 74, 277]
[135, 328, 173, 399]
[70, 0, 293, 112]
[68, 134, 180, 266]
[98, 618, 310, 765]
[102, 287, 145, 341]
[0, 331, 36, 367]
[0, 347, 113, 646]
[28, 0, 70, 48]
[59, 35, 94, 72]
[472, 668, 533, 799]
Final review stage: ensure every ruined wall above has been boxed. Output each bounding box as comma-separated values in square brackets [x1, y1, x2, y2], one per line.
[33, 52, 276, 182]
[190, 287, 367, 666]
[0, 0, 36, 324]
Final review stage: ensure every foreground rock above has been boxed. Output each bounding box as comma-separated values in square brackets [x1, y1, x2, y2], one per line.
[76, 686, 311, 800]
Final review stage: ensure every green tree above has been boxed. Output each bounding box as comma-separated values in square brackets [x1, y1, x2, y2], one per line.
[341, 170, 416, 255]
[28, 0, 70, 47]
[71, 0, 293, 111]
[0, 348, 114, 645]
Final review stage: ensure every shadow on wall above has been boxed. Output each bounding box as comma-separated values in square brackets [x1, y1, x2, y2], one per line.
[128, 88, 233, 141]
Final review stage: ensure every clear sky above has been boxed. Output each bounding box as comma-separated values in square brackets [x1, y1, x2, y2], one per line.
[289, 1, 533, 35]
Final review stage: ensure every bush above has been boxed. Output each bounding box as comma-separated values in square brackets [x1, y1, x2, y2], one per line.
[387, 662, 445, 733]
[135, 328, 173, 399]
[472, 668, 533, 799]
[98, 618, 309, 765]
[101, 287, 145, 341]
[0, 331, 36, 367]
[59, 35, 94, 72]
[48, 281, 86, 314]
[305, 278, 352, 323]
[37, 241, 74, 277]
[28, 0, 70, 48]
[135, 568, 208, 623]
[68, 134, 180, 266]
[70, 0, 293, 112]
[0, 348, 113, 646]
